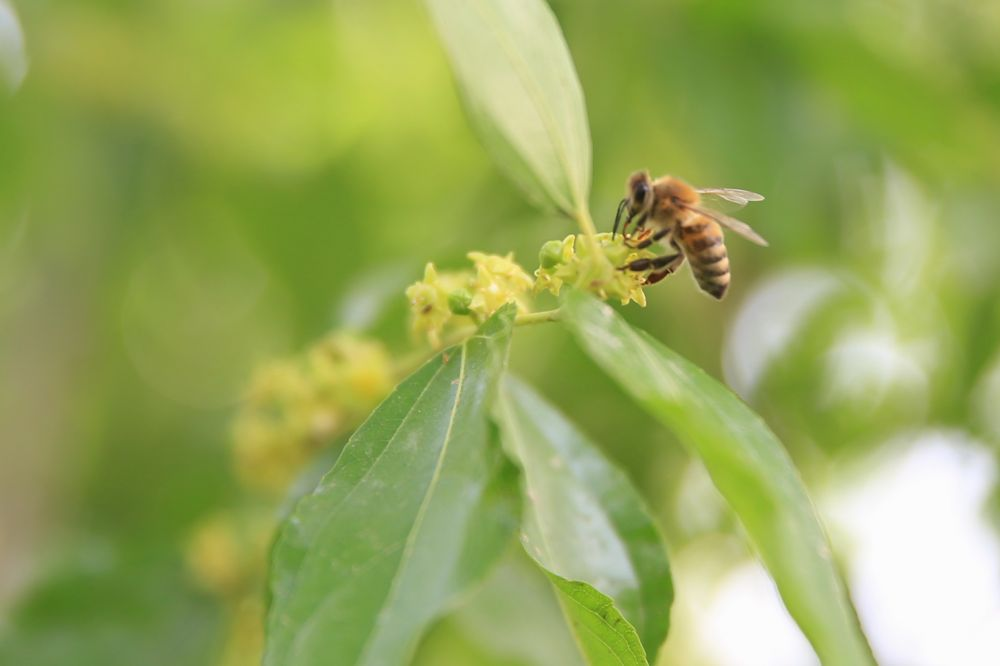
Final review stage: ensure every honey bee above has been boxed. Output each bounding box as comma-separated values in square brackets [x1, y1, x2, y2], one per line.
[613, 171, 767, 300]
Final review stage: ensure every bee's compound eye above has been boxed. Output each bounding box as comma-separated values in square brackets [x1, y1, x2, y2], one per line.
[634, 182, 649, 203]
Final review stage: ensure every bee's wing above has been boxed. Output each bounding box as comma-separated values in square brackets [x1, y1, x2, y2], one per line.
[696, 188, 765, 208]
[688, 204, 769, 247]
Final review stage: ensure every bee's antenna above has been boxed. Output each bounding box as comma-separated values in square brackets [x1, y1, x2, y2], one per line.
[613, 198, 629, 239]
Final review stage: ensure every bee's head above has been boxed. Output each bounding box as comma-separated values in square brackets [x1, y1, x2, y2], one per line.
[626, 170, 654, 215]
[613, 170, 653, 239]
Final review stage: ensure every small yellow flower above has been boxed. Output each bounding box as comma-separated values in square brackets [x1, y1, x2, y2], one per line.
[231, 333, 394, 494]
[217, 596, 266, 666]
[467, 252, 534, 317]
[534, 233, 656, 307]
[405, 262, 478, 347]
[406, 254, 533, 347]
[309, 333, 394, 414]
[186, 510, 272, 598]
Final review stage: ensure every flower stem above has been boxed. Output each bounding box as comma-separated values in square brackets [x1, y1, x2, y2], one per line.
[394, 307, 561, 378]
[576, 207, 600, 242]
[573, 208, 613, 289]
[515, 308, 561, 326]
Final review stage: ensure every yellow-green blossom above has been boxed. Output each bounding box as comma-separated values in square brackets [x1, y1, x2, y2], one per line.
[406, 253, 534, 347]
[534, 232, 657, 306]
[467, 251, 534, 316]
[217, 595, 266, 666]
[186, 509, 273, 598]
[309, 334, 395, 415]
[231, 333, 394, 494]
[186, 511, 270, 665]
[405, 262, 476, 347]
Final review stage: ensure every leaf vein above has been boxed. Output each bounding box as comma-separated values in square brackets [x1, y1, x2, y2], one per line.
[558, 587, 642, 666]
[354, 339, 470, 664]
[472, 0, 582, 214]
[282, 359, 451, 662]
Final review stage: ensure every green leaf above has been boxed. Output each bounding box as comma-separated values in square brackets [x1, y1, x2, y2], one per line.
[413, 551, 582, 666]
[264, 305, 519, 666]
[496, 377, 671, 664]
[425, 0, 592, 217]
[562, 291, 876, 666]
[545, 573, 647, 666]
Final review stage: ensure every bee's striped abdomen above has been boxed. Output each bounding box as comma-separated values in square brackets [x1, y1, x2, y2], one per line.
[679, 217, 731, 300]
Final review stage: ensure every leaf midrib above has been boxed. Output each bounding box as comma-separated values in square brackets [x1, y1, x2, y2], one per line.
[354, 340, 470, 665]
[280, 354, 456, 662]
[471, 0, 583, 214]
[556, 583, 644, 666]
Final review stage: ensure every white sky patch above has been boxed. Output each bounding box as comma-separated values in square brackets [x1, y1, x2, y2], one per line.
[656, 535, 819, 666]
[697, 562, 820, 666]
[664, 431, 1000, 666]
[824, 432, 1000, 666]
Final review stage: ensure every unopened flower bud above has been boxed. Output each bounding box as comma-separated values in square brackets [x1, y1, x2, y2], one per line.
[539, 240, 564, 269]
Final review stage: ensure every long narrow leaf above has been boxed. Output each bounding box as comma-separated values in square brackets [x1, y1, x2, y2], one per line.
[425, 0, 591, 217]
[264, 305, 519, 666]
[562, 291, 875, 666]
[497, 377, 671, 664]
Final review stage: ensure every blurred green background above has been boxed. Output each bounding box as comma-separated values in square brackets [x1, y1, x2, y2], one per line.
[3, 0, 1000, 664]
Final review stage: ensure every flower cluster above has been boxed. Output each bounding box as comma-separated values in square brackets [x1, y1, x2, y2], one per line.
[188, 234, 659, 666]
[230, 333, 394, 495]
[406, 252, 534, 347]
[534, 232, 656, 306]
[188, 332, 395, 666]
[186, 509, 272, 598]
[185, 508, 274, 666]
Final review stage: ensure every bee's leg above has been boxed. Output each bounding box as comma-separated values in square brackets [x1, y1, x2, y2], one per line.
[626, 211, 649, 238]
[643, 253, 686, 284]
[624, 227, 653, 248]
[645, 270, 671, 285]
[629, 227, 671, 249]
[620, 252, 682, 273]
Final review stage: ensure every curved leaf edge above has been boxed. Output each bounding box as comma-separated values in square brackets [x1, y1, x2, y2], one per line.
[560, 290, 877, 666]
[495, 376, 673, 661]
[539, 564, 649, 666]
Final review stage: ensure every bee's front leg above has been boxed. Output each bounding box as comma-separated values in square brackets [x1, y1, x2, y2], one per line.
[624, 227, 652, 248]
[623, 211, 648, 240]
[628, 227, 671, 250]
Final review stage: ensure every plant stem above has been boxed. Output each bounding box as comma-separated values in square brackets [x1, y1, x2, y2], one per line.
[393, 308, 561, 379]
[515, 308, 561, 326]
[573, 208, 613, 289]
[575, 208, 600, 243]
